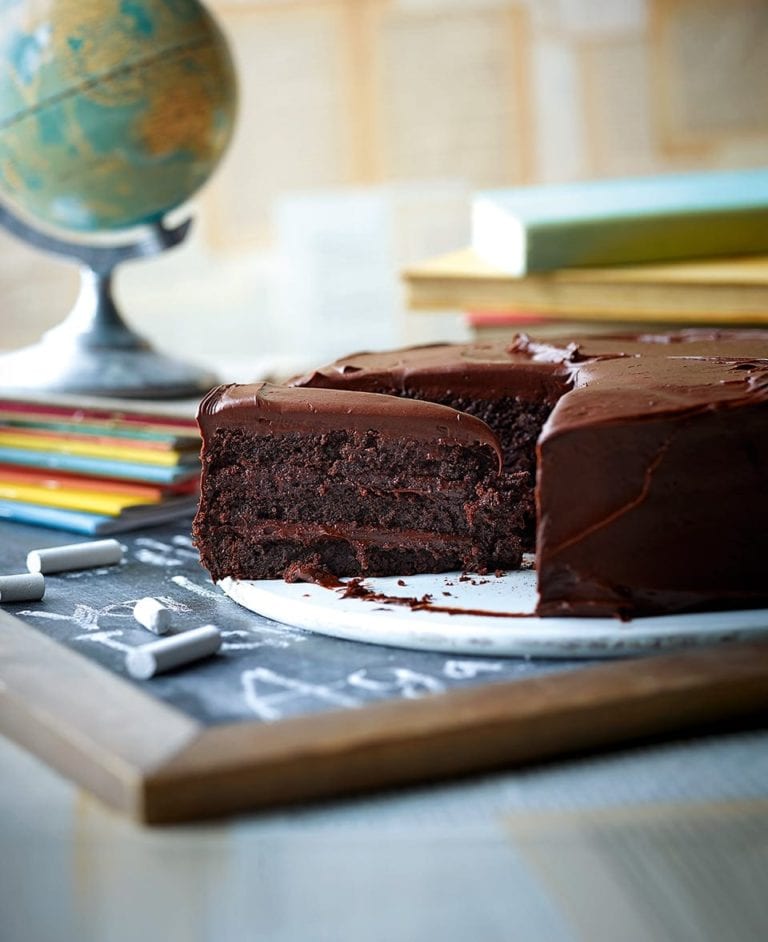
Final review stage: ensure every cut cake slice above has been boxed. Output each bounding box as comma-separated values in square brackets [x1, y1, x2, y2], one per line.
[193, 383, 531, 582]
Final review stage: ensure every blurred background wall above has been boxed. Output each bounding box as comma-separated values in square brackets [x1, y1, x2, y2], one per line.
[2, 0, 767, 373]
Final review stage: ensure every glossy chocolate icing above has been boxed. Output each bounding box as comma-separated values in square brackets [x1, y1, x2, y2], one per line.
[293, 342, 572, 404]
[199, 382, 504, 471]
[537, 354, 768, 617]
[516, 327, 768, 364]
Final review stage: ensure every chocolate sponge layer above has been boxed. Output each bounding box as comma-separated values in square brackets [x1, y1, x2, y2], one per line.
[194, 427, 529, 582]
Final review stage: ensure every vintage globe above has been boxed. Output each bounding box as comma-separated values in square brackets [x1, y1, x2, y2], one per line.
[0, 0, 237, 232]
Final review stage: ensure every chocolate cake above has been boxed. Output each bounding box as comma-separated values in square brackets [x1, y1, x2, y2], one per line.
[294, 340, 573, 476]
[193, 383, 531, 583]
[536, 352, 768, 616]
[292, 340, 575, 550]
[193, 330, 768, 618]
[290, 329, 768, 618]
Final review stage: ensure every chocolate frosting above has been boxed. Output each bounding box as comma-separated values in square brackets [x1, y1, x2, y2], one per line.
[292, 342, 571, 404]
[198, 382, 504, 470]
[535, 336, 768, 618]
[543, 356, 768, 434]
[515, 327, 768, 365]
[293, 329, 768, 406]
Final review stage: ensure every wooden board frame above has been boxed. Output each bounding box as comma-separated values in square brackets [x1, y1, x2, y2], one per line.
[2, 606, 768, 825]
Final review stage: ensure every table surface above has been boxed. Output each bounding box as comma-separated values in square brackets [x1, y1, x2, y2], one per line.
[2, 511, 767, 940]
[2, 717, 767, 942]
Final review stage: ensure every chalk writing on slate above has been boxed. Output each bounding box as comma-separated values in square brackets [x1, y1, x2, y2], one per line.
[0, 519, 585, 725]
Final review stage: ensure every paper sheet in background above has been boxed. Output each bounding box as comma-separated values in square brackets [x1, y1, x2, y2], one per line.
[274, 184, 473, 363]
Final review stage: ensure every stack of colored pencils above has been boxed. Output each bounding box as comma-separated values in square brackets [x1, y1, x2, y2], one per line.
[0, 394, 201, 534]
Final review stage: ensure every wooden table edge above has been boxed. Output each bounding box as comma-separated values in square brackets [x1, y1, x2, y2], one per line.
[3, 606, 768, 824]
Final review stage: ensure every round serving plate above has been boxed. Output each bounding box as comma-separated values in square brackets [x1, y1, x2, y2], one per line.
[219, 569, 768, 659]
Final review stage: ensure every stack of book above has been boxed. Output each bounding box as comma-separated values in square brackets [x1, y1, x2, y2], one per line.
[0, 392, 201, 535]
[404, 169, 768, 335]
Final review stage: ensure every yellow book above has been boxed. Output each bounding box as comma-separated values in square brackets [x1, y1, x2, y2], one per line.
[403, 249, 768, 322]
[0, 432, 194, 467]
[0, 482, 151, 516]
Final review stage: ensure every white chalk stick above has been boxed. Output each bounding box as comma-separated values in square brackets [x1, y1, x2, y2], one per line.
[0, 572, 45, 603]
[125, 625, 222, 679]
[133, 597, 172, 635]
[27, 539, 123, 574]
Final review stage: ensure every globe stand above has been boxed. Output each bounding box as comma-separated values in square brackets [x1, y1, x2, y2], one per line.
[0, 203, 218, 399]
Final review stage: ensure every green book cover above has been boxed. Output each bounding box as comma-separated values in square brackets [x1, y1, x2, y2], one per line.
[472, 168, 768, 274]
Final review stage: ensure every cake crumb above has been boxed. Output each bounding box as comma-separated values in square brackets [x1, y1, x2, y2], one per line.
[284, 558, 343, 589]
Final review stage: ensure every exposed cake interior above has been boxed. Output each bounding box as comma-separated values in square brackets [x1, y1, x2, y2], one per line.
[194, 383, 532, 582]
[293, 340, 574, 548]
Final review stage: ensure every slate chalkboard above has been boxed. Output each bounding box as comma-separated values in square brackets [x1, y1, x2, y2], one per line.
[3, 517, 768, 824]
[0, 518, 584, 726]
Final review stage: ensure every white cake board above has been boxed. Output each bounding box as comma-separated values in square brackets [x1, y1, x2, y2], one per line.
[219, 569, 768, 659]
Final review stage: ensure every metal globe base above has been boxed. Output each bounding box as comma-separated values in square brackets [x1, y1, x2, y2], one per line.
[0, 334, 217, 400]
[0, 208, 217, 400]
